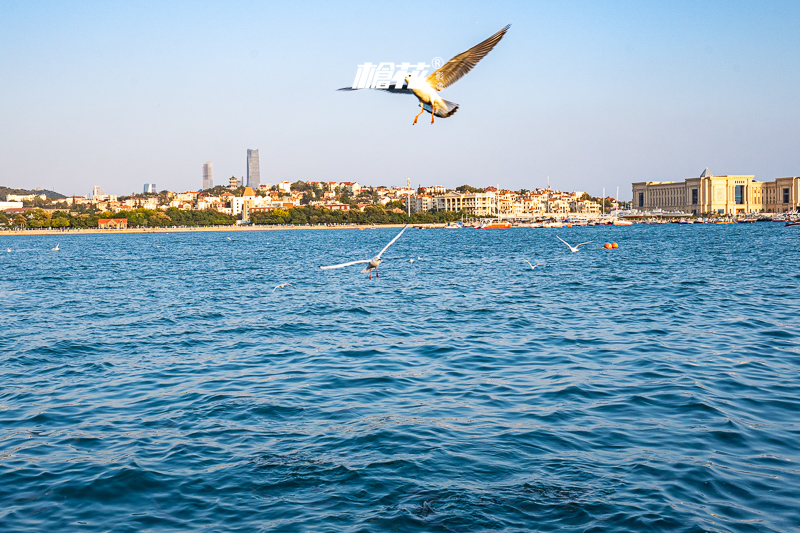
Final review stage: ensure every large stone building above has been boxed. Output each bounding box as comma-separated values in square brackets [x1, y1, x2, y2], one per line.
[632, 169, 800, 215]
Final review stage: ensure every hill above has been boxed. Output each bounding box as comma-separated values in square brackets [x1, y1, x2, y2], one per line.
[1, 186, 66, 200]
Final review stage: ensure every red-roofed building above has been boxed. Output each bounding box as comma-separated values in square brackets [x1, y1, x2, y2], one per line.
[98, 218, 128, 229]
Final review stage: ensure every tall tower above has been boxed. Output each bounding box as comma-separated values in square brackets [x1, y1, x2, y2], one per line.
[247, 149, 260, 189]
[202, 161, 213, 190]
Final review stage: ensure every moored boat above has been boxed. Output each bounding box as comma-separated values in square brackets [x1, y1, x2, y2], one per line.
[479, 221, 512, 229]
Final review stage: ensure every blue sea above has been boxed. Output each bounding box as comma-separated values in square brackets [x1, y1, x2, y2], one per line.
[1, 224, 799, 532]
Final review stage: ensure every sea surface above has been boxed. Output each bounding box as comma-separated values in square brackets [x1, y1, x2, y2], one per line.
[1, 224, 799, 532]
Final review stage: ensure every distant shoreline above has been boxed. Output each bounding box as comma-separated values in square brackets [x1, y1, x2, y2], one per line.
[0, 224, 415, 236]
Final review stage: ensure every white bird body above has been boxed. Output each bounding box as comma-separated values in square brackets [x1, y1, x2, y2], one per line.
[556, 236, 592, 253]
[320, 224, 408, 279]
[273, 283, 294, 292]
[52, 244, 59, 251]
[524, 260, 544, 270]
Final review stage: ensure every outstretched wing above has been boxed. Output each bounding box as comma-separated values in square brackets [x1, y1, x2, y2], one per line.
[556, 235, 570, 247]
[337, 87, 414, 94]
[576, 241, 593, 248]
[426, 24, 510, 91]
[376, 224, 409, 259]
[320, 259, 371, 270]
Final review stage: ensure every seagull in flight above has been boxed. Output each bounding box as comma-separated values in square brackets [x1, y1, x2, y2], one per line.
[320, 224, 408, 279]
[52, 243, 59, 251]
[339, 25, 510, 124]
[524, 260, 544, 270]
[273, 283, 294, 292]
[556, 236, 592, 253]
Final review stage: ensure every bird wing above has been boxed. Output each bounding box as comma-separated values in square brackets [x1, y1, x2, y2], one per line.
[320, 259, 371, 270]
[337, 87, 414, 94]
[556, 235, 571, 247]
[426, 24, 510, 91]
[524, 259, 533, 268]
[576, 241, 593, 247]
[376, 224, 409, 259]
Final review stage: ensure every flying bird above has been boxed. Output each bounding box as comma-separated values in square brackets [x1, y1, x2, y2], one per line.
[556, 236, 592, 253]
[273, 283, 294, 292]
[52, 244, 59, 251]
[339, 25, 510, 124]
[320, 224, 408, 279]
[524, 260, 544, 270]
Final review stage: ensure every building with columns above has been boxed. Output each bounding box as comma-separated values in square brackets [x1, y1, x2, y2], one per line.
[632, 169, 800, 215]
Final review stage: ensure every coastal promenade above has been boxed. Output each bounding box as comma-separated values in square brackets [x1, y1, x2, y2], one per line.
[0, 224, 412, 236]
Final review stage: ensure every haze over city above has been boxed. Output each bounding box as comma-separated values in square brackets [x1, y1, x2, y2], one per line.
[1, 0, 798, 197]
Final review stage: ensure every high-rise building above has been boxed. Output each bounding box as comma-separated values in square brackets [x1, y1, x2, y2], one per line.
[92, 186, 106, 198]
[143, 183, 157, 193]
[202, 162, 213, 190]
[247, 149, 260, 189]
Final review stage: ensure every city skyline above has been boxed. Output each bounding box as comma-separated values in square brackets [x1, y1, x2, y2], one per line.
[1, 2, 799, 197]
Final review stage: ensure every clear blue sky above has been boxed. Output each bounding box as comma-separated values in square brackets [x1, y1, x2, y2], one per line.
[1, 0, 798, 198]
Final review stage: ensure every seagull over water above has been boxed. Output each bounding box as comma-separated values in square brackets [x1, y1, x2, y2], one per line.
[273, 283, 294, 292]
[556, 236, 593, 253]
[320, 224, 408, 279]
[340, 25, 510, 124]
[524, 259, 544, 270]
[52, 243, 59, 251]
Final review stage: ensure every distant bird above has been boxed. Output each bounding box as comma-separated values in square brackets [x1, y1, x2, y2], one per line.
[226, 237, 232, 241]
[272, 283, 294, 292]
[6, 248, 10, 253]
[409, 258, 414, 263]
[339, 25, 510, 124]
[556, 236, 592, 253]
[51, 244, 59, 251]
[524, 259, 544, 270]
[320, 224, 408, 279]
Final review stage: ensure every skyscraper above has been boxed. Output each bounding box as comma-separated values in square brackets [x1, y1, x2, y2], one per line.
[247, 149, 260, 189]
[143, 183, 157, 193]
[202, 161, 213, 190]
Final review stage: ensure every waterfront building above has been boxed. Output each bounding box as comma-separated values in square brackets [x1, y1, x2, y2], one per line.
[97, 218, 128, 229]
[632, 169, 800, 215]
[436, 191, 498, 216]
[143, 183, 157, 194]
[409, 194, 435, 213]
[0, 201, 24, 210]
[247, 149, 260, 189]
[202, 162, 213, 190]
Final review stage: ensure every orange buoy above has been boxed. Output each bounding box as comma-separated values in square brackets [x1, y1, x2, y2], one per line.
[611, 242, 618, 249]
[604, 243, 612, 249]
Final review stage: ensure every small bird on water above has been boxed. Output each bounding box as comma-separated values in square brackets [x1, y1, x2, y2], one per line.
[339, 25, 510, 124]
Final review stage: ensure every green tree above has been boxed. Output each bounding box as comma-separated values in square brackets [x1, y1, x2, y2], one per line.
[13, 215, 27, 227]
